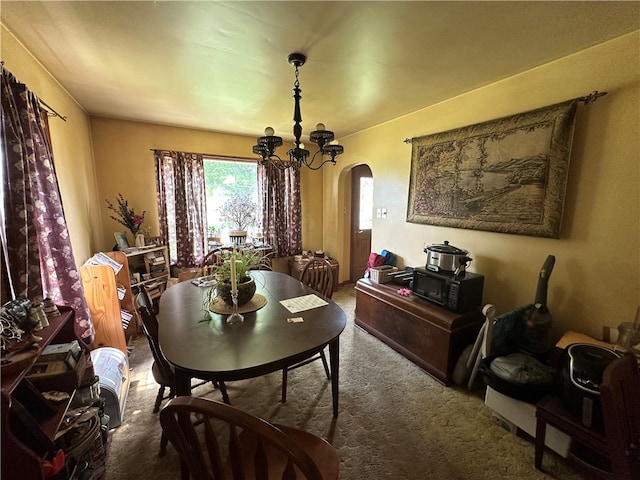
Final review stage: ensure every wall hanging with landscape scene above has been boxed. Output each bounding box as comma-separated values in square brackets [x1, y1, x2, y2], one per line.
[406, 100, 577, 238]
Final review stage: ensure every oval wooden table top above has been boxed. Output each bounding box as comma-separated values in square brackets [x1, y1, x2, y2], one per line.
[158, 270, 347, 382]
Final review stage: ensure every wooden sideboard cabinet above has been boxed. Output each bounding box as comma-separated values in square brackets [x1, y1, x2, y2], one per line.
[1, 307, 85, 480]
[355, 278, 483, 385]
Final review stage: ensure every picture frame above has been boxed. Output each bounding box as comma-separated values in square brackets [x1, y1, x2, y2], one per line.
[407, 100, 577, 238]
[147, 236, 162, 246]
[113, 231, 130, 251]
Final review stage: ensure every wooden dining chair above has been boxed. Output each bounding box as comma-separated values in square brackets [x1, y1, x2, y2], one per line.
[281, 258, 335, 403]
[200, 248, 225, 268]
[299, 257, 335, 298]
[135, 287, 229, 456]
[159, 396, 340, 480]
[600, 352, 640, 480]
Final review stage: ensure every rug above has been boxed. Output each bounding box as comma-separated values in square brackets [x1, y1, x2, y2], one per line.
[105, 284, 586, 479]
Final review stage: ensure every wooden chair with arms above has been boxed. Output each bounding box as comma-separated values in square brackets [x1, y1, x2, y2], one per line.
[135, 286, 229, 456]
[281, 257, 334, 403]
[600, 352, 640, 480]
[159, 396, 339, 480]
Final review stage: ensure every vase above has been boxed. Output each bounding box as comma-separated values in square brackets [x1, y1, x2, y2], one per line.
[216, 276, 256, 307]
[228, 230, 247, 246]
[135, 233, 146, 247]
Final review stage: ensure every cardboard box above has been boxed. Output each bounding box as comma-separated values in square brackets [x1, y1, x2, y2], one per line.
[369, 266, 398, 284]
[39, 341, 81, 369]
[485, 386, 571, 457]
[27, 351, 87, 393]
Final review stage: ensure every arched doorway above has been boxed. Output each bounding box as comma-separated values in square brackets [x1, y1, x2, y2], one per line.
[349, 164, 373, 282]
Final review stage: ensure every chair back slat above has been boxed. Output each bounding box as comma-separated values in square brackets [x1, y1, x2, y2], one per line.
[135, 287, 174, 379]
[300, 258, 335, 299]
[160, 396, 325, 480]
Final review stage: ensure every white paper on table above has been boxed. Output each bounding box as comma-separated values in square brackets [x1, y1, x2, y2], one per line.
[280, 294, 328, 313]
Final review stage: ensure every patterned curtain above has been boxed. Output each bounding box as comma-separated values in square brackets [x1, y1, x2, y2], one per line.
[1, 67, 94, 345]
[257, 162, 302, 257]
[154, 150, 207, 267]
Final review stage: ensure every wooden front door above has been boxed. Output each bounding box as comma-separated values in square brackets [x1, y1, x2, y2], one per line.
[350, 164, 373, 282]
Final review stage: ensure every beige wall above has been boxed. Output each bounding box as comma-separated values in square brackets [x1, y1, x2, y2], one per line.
[4, 20, 638, 342]
[330, 32, 639, 340]
[1, 25, 101, 265]
[89, 117, 323, 253]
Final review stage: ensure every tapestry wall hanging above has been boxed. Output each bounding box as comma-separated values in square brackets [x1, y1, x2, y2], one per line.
[407, 100, 577, 238]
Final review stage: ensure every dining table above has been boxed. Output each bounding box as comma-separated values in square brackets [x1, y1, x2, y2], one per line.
[157, 270, 347, 417]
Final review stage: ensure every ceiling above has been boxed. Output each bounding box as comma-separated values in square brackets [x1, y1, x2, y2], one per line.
[2, 1, 639, 143]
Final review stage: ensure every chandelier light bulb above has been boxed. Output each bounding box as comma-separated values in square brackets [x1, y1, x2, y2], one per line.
[299, 142, 305, 149]
[315, 123, 325, 131]
[264, 126, 275, 136]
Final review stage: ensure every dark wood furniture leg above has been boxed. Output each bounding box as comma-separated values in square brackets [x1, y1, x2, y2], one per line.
[535, 416, 547, 470]
[329, 339, 340, 417]
[218, 380, 230, 404]
[175, 370, 191, 396]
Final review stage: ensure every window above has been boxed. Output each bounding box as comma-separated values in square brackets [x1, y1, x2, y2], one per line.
[203, 157, 259, 243]
[359, 176, 373, 230]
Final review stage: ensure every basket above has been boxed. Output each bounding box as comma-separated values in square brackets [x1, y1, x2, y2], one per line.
[370, 266, 398, 284]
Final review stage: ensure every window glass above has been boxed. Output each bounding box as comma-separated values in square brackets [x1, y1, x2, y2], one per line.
[203, 158, 259, 244]
[359, 176, 373, 230]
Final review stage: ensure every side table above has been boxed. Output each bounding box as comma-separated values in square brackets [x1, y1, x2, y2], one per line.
[535, 394, 611, 477]
[289, 257, 339, 291]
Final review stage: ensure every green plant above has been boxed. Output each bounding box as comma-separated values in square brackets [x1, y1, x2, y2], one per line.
[106, 193, 146, 235]
[207, 225, 220, 237]
[202, 248, 272, 308]
[219, 195, 257, 231]
[206, 248, 271, 284]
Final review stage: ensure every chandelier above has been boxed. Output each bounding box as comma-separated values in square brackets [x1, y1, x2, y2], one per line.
[252, 53, 344, 170]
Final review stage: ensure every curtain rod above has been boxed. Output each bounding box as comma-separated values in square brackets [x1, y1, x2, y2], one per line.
[2, 60, 67, 121]
[150, 149, 256, 162]
[39, 99, 67, 121]
[403, 90, 607, 144]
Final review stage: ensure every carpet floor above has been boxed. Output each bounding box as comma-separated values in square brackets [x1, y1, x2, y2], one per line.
[105, 284, 587, 479]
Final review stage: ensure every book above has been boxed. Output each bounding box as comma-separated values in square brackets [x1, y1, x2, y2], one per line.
[121, 309, 134, 329]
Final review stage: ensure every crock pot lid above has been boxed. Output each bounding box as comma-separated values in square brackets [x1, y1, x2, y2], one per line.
[426, 240, 467, 255]
[568, 343, 620, 364]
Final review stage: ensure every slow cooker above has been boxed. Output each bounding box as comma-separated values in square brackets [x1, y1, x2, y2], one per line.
[561, 343, 621, 428]
[423, 241, 472, 274]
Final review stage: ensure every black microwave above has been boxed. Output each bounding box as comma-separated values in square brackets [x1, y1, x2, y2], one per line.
[412, 267, 484, 313]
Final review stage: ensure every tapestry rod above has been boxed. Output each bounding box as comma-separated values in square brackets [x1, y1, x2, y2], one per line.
[402, 90, 608, 144]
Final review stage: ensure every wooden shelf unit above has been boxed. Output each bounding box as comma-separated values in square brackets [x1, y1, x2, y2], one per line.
[104, 246, 169, 336]
[1, 307, 85, 480]
[103, 251, 139, 338]
[123, 245, 170, 300]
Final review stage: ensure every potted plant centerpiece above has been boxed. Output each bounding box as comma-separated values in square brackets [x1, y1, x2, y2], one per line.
[204, 248, 271, 308]
[219, 194, 258, 246]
